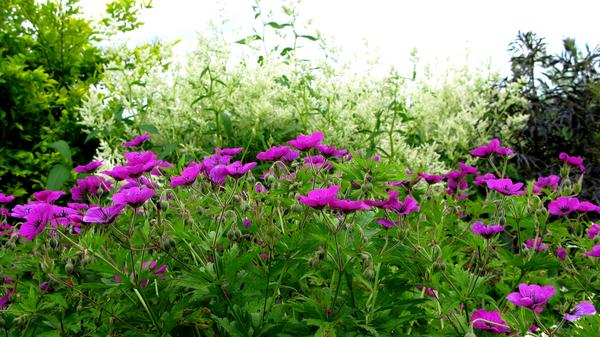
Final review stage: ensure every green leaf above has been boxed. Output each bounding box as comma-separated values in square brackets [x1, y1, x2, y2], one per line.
[140, 124, 159, 134]
[266, 21, 291, 29]
[299, 34, 319, 41]
[46, 164, 70, 190]
[220, 111, 233, 142]
[50, 140, 71, 162]
[235, 34, 262, 45]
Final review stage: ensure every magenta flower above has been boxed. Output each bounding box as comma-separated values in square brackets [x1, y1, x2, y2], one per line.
[418, 173, 444, 184]
[256, 146, 299, 162]
[469, 138, 513, 157]
[150, 160, 173, 176]
[473, 173, 496, 186]
[556, 248, 567, 260]
[201, 154, 232, 173]
[377, 218, 398, 228]
[564, 301, 597, 321]
[548, 196, 580, 216]
[588, 223, 600, 240]
[225, 161, 257, 179]
[471, 309, 511, 334]
[243, 218, 251, 228]
[215, 147, 243, 156]
[0, 278, 13, 309]
[486, 178, 525, 196]
[112, 187, 154, 208]
[0, 193, 16, 204]
[329, 199, 370, 212]
[471, 221, 505, 237]
[506, 284, 556, 313]
[71, 176, 112, 200]
[533, 175, 560, 194]
[124, 151, 158, 166]
[298, 185, 339, 209]
[0, 222, 14, 237]
[365, 190, 402, 210]
[170, 162, 203, 187]
[101, 166, 135, 181]
[18, 203, 55, 241]
[74, 160, 103, 173]
[577, 201, 600, 213]
[255, 184, 268, 194]
[584, 245, 600, 258]
[395, 197, 420, 216]
[559, 152, 585, 172]
[303, 155, 332, 170]
[119, 177, 157, 192]
[288, 131, 324, 150]
[33, 190, 66, 203]
[123, 133, 150, 147]
[415, 286, 438, 298]
[525, 238, 549, 251]
[315, 144, 347, 158]
[83, 204, 126, 223]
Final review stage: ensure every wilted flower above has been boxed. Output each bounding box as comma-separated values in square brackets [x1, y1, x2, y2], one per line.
[469, 138, 513, 157]
[377, 218, 398, 228]
[83, 204, 126, 223]
[288, 131, 324, 150]
[559, 152, 585, 172]
[588, 223, 600, 240]
[506, 284, 556, 313]
[548, 196, 580, 216]
[112, 187, 155, 208]
[471, 221, 505, 237]
[123, 133, 150, 147]
[556, 247, 567, 260]
[298, 185, 339, 209]
[74, 160, 103, 173]
[471, 309, 511, 334]
[256, 145, 299, 162]
[564, 301, 597, 321]
[524, 238, 549, 251]
[486, 178, 525, 196]
[584, 245, 600, 258]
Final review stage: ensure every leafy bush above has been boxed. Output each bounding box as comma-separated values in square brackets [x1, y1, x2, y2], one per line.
[0, 0, 149, 198]
[0, 132, 599, 336]
[489, 32, 600, 202]
[78, 2, 527, 175]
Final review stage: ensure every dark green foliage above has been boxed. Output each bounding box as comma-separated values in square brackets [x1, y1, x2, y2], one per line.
[492, 31, 600, 201]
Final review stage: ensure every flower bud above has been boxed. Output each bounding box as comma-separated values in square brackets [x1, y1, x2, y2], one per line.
[158, 200, 170, 211]
[80, 255, 91, 268]
[227, 226, 242, 242]
[291, 203, 303, 213]
[41, 255, 54, 274]
[362, 182, 374, 193]
[433, 257, 446, 272]
[240, 202, 250, 212]
[49, 237, 60, 249]
[363, 264, 375, 280]
[498, 214, 506, 226]
[65, 260, 75, 275]
[309, 255, 320, 268]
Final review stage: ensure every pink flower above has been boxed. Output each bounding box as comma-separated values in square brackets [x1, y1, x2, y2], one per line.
[315, 144, 347, 158]
[329, 199, 370, 212]
[112, 187, 155, 208]
[256, 146, 299, 162]
[584, 245, 600, 258]
[469, 138, 513, 157]
[74, 160, 103, 173]
[564, 301, 597, 321]
[577, 201, 600, 213]
[0, 193, 15, 204]
[471, 221, 505, 237]
[418, 173, 444, 184]
[548, 196, 580, 216]
[288, 131, 324, 150]
[298, 185, 339, 209]
[559, 152, 585, 172]
[303, 155, 332, 170]
[588, 223, 600, 240]
[473, 173, 496, 186]
[123, 133, 150, 147]
[33, 190, 66, 203]
[506, 284, 556, 313]
[533, 175, 560, 193]
[225, 161, 257, 179]
[17, 203, 55, 241]
[486, 178, 525, 196]
[471, 309, 511, 334]
[215, 147, 242, 156]
[170, 162, 203, 187]
[83, 204, 126, 223]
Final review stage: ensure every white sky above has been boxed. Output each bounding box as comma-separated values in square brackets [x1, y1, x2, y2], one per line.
[79, 0, 600, 76]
